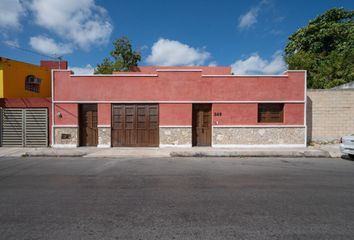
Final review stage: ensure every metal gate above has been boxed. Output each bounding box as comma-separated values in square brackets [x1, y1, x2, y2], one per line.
[1, 108, 48, 147]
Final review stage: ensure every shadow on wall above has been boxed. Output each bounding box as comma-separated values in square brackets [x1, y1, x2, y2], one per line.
[55, 104, 78, 119]
[306, 96, 312, 144]
[0, 98, 51, 108]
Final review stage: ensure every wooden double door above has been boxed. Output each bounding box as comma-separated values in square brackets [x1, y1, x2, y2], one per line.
[192, 104, 212, 146]
[79, 104, 98, 146]
[112, 104, 159, 147]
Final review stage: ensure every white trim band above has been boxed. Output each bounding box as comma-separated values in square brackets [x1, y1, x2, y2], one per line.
[202, 74, 287, 78]
[71, 74, 158, 77]
[160, 125, 192, 128]
[53, 125, 78, 128]
[53, 69, 73, 73]
[98, 125, 111, 128]
[213, 125, 305, 128]
[53, 100, 305, 104]
[156, 69, 202, 72]
[284, 70, 307, 73]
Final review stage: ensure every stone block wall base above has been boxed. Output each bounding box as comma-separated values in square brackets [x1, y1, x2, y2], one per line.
[98, 127, 111, 147]
[213, 127, 305, 145]
[54, 127, 78, 146]
[160, 127, 192, 146]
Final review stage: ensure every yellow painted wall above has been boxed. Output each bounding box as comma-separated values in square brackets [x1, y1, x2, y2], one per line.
[0, 58, 51, 98]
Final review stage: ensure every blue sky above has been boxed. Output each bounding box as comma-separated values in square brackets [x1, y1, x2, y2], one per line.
[0, 0, 353, 74]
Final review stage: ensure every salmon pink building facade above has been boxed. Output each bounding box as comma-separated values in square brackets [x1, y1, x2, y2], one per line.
[52, 67, 306, 148]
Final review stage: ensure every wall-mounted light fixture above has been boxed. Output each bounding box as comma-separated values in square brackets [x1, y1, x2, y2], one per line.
[57, 112, 62, 118]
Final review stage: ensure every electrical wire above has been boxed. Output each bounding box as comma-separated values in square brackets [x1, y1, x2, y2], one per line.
[2, 41, 63, 60]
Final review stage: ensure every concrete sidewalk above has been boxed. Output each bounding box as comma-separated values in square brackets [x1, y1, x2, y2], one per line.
[0, 144, 342, 158]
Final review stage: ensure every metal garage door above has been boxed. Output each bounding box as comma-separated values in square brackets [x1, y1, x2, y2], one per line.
[1, 108, 48, 147]
[112, 104, 159, 147]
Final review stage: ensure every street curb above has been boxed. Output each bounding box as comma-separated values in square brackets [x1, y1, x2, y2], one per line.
[170, 150, 331, 158]
[22, 153, 86, 157]
[16, 149, 333, 158]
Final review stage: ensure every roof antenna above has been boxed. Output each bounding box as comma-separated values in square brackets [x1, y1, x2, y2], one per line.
[58, 56, 63, 69]
[53, 54, 63, 69]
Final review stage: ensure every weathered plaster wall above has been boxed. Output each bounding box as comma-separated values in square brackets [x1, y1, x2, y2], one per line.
[98, 103, 111, 126]
[212, 103, 304, 126]
[159, 104, 192, 126]
[54, 71, 305, 102]
[54, 103, 78, 125]
[0, 58, 51, 98]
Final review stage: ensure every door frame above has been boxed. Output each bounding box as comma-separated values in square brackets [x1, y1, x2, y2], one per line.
[192, 103, 212, 147]
[79, 103, 98, 147]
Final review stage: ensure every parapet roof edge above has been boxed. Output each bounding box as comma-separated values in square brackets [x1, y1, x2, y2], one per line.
[156, 69, 203, 72]
[284, 70, 307, 73]
[202, 74, 287, 77]
[0, 56, 51, 70]
[70, 74, 159, 77]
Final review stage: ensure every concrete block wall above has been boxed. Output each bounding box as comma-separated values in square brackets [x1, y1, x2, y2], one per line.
[307, 90, 354, 143]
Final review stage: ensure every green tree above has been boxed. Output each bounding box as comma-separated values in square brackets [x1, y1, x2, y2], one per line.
[95, 37, 141, 74]
[284, 8, 354, 89]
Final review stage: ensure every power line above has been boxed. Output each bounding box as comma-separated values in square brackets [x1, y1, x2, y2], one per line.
[2, 41, 63, 60]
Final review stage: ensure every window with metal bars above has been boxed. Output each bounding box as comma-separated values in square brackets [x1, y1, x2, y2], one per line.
[25, 75, 41, 93]
[258, 103, 284, 123]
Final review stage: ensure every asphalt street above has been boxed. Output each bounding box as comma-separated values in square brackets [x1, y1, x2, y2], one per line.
[0, 156, 353, 240]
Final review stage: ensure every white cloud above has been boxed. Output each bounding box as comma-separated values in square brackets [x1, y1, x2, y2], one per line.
[140, 45, 149, 51]
[70, 64, 95, 74]
[238, 8, 259, 29]
[231, 51, 287, 75]
[0, 0, 25, 29]
[146, 38, 210, 66]
[29, 35, 73, 55]
[29, 0, 113, 49]
[3, 39, 20, 48]
[208, 61, 217, 67]
[238, 0, 271, 30]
